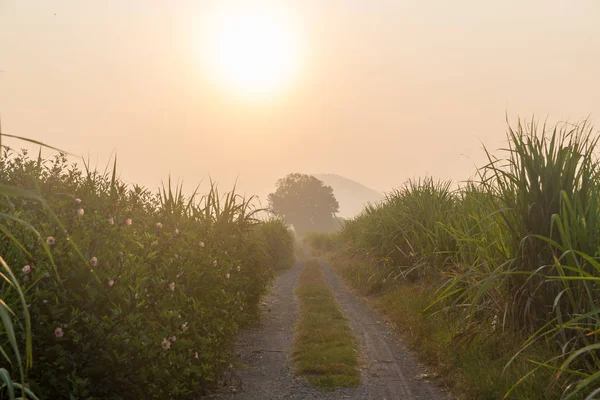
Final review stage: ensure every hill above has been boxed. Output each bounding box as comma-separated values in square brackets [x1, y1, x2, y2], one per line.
[312, 173, 383, 219]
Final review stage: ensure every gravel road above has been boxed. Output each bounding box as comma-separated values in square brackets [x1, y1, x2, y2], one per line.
[207, 259, 451, 400]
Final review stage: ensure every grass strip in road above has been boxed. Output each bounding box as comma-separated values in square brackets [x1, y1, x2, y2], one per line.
[326, 253, 565, 400]
[292, 259, 360, 390]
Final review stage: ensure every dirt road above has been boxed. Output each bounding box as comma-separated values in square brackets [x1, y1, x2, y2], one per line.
[209, 259, 450, 400]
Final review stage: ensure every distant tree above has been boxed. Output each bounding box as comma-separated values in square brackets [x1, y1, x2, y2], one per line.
[268, 173, 340, 235]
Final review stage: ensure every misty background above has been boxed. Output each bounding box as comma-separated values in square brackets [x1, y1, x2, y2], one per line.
[1, 0, 599, 217]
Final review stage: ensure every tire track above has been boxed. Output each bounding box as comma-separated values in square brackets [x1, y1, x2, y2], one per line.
[208, 260, 324, 399]
[208, 258, 451, 399]
[317, 258, 450, 400]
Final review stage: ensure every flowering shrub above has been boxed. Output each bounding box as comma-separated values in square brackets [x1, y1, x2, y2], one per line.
[0, 150, 294, 399]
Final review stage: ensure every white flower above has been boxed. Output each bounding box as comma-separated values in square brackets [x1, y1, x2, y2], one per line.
[108, 217, 114, 225]
[168, 282, 176, 291]
[22, 265, 32, 274]
[181, 322, 188, 331]
[194, 351, 199, 359]
[170, 335, 177, 343]
[226, 273, 230, 280]
[108, 279, 115, 287]
[162, 338, 171, 350]
[492, 314, 499, 332]
[54, 327, 64, 338]
[46, 236, 55, 245]
[77, 208, 84, 217]
[90, 257, 98, 267]
[75, 198, 82, 203]
[237, 265, 241, 272]
[212, 260, 218, 267]
[175, 228, 180, 235]
[199, 241, 205, 248]
[156, 222, 163, 229]
[125, 218, 132, 226]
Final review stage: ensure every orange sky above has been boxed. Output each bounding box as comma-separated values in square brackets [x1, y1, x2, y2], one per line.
[1, 1, 599, 202]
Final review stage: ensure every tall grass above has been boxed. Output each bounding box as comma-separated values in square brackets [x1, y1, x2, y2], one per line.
[255, 217, 296, 271]
[339, 178, 456, 282]
[1, 132, 68, 400]
[336, 119, 600, 398]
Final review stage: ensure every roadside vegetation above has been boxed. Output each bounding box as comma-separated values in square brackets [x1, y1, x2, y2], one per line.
[0, 143, 294, 399]
[293, 259, 360, 390]
[306, 119, 600, 399]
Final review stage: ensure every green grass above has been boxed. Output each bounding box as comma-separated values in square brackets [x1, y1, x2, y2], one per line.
[292, 259, 360, 390]
[320, 119, 600, 398]
[327, 253, 569, 399]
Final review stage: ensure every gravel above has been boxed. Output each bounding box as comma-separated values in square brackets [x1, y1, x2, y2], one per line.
[205, 258, 452, 400]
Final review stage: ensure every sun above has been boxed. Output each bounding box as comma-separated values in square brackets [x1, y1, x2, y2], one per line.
[203, 6, 302, 98]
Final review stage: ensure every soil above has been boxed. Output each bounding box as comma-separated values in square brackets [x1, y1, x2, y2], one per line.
[207, 258, 451, 400]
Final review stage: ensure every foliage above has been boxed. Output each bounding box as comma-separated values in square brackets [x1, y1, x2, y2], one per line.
[341, 177, 456, 281]
[0, 147, 294, 399]
[331, 119, 600, 398]
[254, 217, 296, 271]
[303, 232, 343, 255]
[267, 173, 340, 236]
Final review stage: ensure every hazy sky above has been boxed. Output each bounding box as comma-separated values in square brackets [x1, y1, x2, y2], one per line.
[1, 1, 599, 202]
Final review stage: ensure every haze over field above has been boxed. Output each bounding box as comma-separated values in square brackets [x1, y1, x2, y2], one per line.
[5, 2, 600, 399]
[1, 1, 599, 203]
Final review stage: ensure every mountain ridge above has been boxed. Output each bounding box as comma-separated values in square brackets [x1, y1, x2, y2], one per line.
[312, 173, 384, 219]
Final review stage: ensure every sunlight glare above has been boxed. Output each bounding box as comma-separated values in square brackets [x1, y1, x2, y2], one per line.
[203, 5, 303, 99]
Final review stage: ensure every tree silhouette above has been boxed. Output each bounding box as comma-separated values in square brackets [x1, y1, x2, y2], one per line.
[268, 173, 340, 235]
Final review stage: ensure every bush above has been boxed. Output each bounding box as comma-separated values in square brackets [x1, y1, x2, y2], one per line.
[254, 218, 296, 271]
[0, 149, 294, 399]
[303, 232, 342, 254]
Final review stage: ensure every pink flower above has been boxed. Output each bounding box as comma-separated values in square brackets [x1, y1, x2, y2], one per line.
[54, 327, 64, 338]
[46, 236, 55, 245]
[212, 260, 218, 267]
[75, 198, 82, 204]
[194, 351, 199, 359]
[108, 217, 114, 225]
[181, 322, 188, 331]
[156, 222, 163, 229]
[168, 282, 176, 291]
[162, 338, 171, 350]
[22, 265, 31, 274]
[226, 273, 230, 280]
[108, 279, 115, 287]
[90, 257, 98, 267]
[199, 241, 205, 248]
[125, 218, 132, 226]
[77, 208, 84, 217]
[170, 335, 177, 343]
